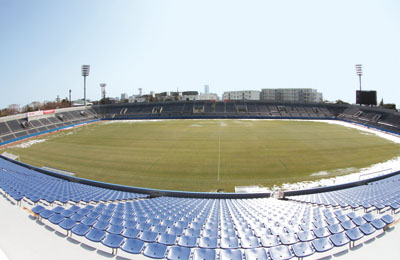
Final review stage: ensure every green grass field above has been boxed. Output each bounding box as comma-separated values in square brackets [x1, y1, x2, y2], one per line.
[2, 119, 400, 192]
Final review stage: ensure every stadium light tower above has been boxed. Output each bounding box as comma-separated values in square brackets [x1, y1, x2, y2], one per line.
[100, 83, 106, 104]
[81, 65, 90, 106]
[355, 64, 362, 91]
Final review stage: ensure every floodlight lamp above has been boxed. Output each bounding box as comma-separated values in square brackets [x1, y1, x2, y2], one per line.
[81, 65, 90, 77]
[355, 64, 362, 76]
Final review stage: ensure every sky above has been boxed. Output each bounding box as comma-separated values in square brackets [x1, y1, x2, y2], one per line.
[1, 0, 400, 109]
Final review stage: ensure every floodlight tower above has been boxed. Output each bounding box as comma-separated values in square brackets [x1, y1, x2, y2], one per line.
[81, 65, 90, 106]
[355, 64, 362, 91]
[100, 83, 106, 104]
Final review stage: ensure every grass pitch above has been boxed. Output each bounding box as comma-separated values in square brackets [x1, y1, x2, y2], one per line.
[3, 119, 400, 192]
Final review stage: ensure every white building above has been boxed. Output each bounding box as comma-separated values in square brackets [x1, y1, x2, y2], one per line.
[222, 90, 260, 100]
[198, 93, 219, 100]
[260, 88, 323, 103]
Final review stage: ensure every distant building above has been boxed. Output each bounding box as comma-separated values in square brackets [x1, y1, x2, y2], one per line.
[180, 91, 199, 101]
[260, 88, 323, 103]
[198, 93, 219, 100]
[204, 85, 209, 94]
[222, 90, 260, 100]
[120, 93, 129, 101]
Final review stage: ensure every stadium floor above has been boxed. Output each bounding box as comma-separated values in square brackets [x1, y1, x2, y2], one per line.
[1, 195, 400, 260]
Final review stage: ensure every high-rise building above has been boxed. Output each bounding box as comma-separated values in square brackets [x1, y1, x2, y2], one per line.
[222, 90, 260, 100]
[120, 93, 129, 100]
[260, 88, 323, 103]
[204, 85, 209, 94]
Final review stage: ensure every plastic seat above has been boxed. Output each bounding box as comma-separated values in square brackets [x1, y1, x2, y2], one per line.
[49, 214, 65, 224]
[32, 205, 46, 214]
[193, 248, 216, 260]
[279, 233, 298, 245]
[220, 237, 239, 249]
[139, 230, 158, 242]
[329, 232, 350, 247]
[168, 226, 184, 236]
[203, 228, 218, 238]
[244, 248, 268, 260]
[291, 242, 315, 259]
[362, 212, 375, 222]
[185, 228, 201, 237]
[313, 227, 330, 238]
[94, 220, 110, 230]
[101, 233, 124, 249]
[81, 216, 97, 226]
[221, 229, 236, 238]
[178, 235, 198, 247]
[85, 228, 106, 242]
[158, 233, 177, 245]
[71, 223, 90, 236]
[61, 209, 75, 218]
[59, 218, 77, 231]
[52, 206, 65, 214]
[297, 230, 315, 242]
[311, 237, 333, 252]
[199, 237, 218, 249]
[340, 220, 356, 230]
[260, 235, 280, 247]
[359, 223, 376, 235]
[107, 224, 124, 235]
[70, 213, 85, 222]
[152, 224, 168, 234]
[381, 214, 395, 224]
[240, 236, 259, 249]
[220, 249, 243, 260]
[110, 217, 124, 225]
[327, 224, 344, 234]
[269, 245, 293, 260]
[166, 246, 192, 260]
[370, 218, 386, 230]
[123, 220, 138, 228]
[345, 227, 364, 246]
[143, 243, 167, 259]
[40, 210, 55, 219]
[352, 216, 366, 226]
[120, 238, 145, 254]
[137, 222, 152, 231]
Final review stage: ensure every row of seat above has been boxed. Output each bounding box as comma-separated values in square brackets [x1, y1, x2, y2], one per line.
[288, 174, 400, 212]
[0, 157, 148, 204]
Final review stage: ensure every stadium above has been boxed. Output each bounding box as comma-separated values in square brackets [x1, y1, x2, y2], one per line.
[1, 100, 400, 260]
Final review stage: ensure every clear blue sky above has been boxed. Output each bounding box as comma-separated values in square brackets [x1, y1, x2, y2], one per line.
[1, 0, 400, 109]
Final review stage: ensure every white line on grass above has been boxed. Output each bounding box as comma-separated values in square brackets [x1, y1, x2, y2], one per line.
[217, 135, 221, 181]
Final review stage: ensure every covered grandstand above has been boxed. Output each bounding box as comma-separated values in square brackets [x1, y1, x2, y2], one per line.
[1, 101, 400, 260]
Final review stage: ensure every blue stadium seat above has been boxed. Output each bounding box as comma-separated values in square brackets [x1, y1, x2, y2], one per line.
[143, 243, 167, 259]
[120, 238, 144, 254]
[166, 246, 192, 260]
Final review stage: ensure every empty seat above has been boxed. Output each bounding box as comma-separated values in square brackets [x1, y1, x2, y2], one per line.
[311, 237, 333, 252]
[71, 223, 90, 236]
[244, 248, 269, 260]
[167, 246, 192, 260]
[346, 227, 364, 241]
[291, 242, 315, 259]
[120, 238, 145, 254]
[192, 248, 216, 260]
[269, 245, 293, 260]
[107, 224, 124, 235]
[297, 230, 315, 242]
[85, 228, 106, 242]
[220, 249, 243, 260]
[279, 233, 298, 245]
[143, 243, 167, 259]
[260, 235, 280, 247]
[198, 237, 218, 249]
[240, 236, 259, 249]
[178, 235, 198, 248]
[221, 237, 239, 249]
[329, 232, 350, 247]
[101, 233, 124, 250]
